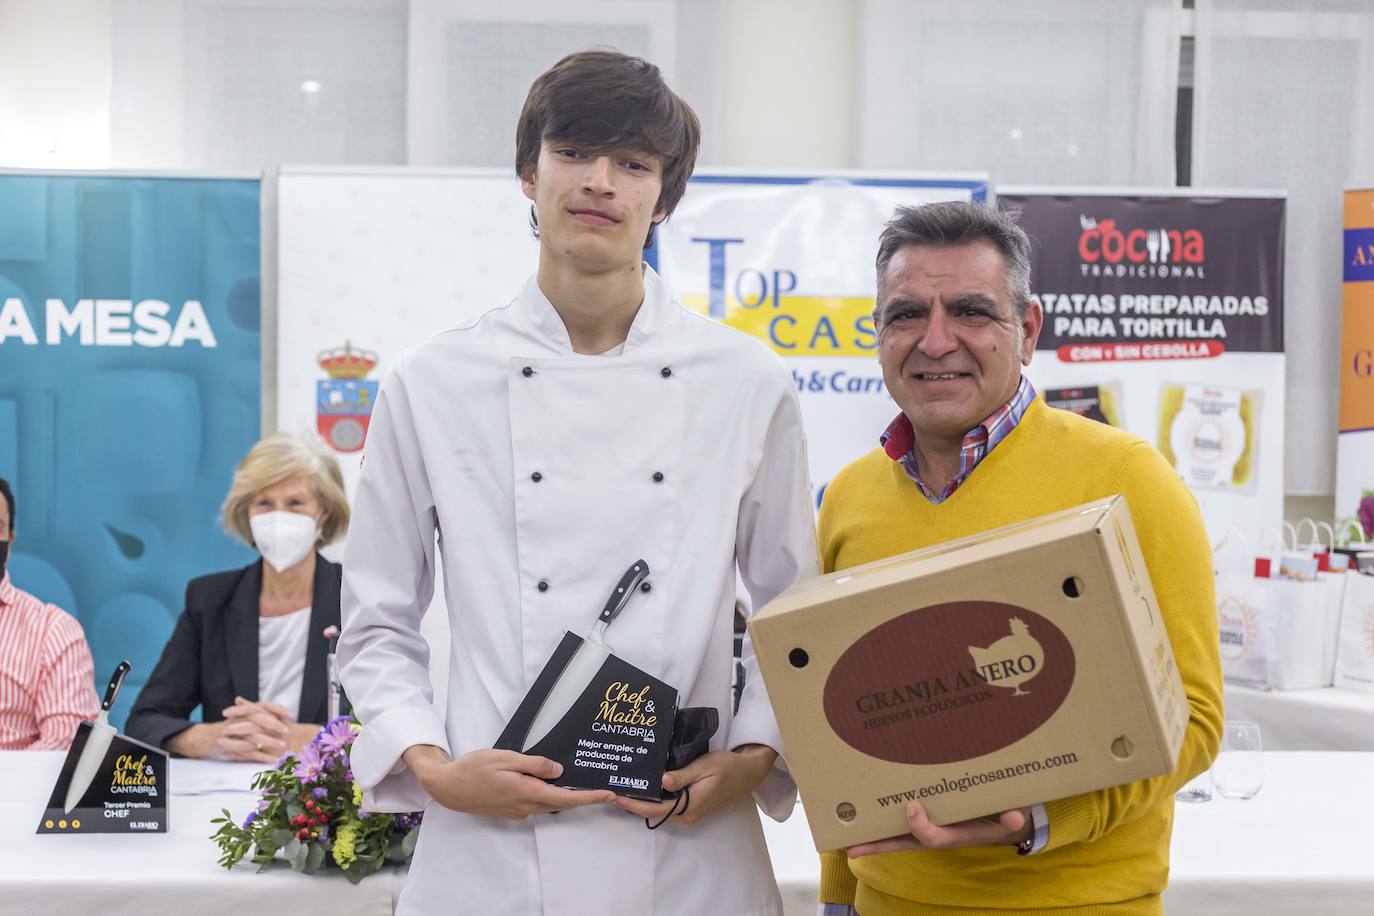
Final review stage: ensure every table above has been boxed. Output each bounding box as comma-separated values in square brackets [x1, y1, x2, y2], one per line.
[0, 752, 404, 915]
[761, 752, 1374, 916]
[6, 751, 1369, 915]
[1224, 683, 1374, 750]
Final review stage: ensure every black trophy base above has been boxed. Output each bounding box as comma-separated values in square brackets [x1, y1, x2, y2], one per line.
[496, 632, 679, 801]
[37, 722, 169, 834]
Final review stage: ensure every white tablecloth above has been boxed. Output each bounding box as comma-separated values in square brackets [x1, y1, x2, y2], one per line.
[0, 752, 404, 916]
[762, 752, 1374, 916]
[1223, 683, 1374, 750]
[7, 750, 1369, 914]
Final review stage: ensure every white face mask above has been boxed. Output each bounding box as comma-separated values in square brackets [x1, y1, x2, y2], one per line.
[250, 511, 319, 573]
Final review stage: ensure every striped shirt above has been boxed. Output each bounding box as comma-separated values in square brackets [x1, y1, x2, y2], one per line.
[880, 376, 1038, 504]
[0, 572, 99, 750]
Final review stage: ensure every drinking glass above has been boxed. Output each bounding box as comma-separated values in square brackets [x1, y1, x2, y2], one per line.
[1213, 720, 1264, 799]
[1175, 768, 1212, 803]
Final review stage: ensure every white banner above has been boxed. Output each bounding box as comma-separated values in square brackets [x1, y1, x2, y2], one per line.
[278, 167, 534, 710]
[1000, 189, 1287, 544]
[277, 167, 532, 494]
[654, 172, 989, 504]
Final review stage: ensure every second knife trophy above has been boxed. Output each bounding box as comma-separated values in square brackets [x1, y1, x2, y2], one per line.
[494, 560, 680, 801]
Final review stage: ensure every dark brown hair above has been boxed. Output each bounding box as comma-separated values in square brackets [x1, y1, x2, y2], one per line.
[0, 477, 13, 533]
[516, 50, 701, 248]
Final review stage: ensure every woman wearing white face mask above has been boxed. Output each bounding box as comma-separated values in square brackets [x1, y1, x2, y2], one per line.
[126, 433, 350, 761]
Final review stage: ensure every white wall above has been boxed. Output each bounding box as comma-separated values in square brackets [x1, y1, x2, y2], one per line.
[0, 0, 111, 169]
[722, 0, 858, 168]
[0, 0, 1355, 513]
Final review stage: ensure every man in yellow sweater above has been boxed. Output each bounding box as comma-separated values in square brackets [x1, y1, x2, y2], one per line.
[816, 201, 1223, 916]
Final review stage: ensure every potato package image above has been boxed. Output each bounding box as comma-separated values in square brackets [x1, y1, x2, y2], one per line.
[1158, 383, 1261, 493]
[1044, 383, 1123, 427]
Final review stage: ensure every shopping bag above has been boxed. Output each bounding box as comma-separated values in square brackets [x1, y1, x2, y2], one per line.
[1334, 571, 1374, 694]
[1290, 519, 1355, 686]
[1217, 570, 1275, 687]
[1315, 556, 1349, 686]
[1217, 565, 1325, 690]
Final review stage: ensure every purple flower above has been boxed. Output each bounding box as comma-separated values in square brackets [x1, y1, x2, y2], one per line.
[1359, 497, 1374, 538]
[241, 809, 259, 830]
[318, 717, 356, 756]
[292, 743, 325, 784]
[393, 812, 423, 832]
[312, 787, 329, 800]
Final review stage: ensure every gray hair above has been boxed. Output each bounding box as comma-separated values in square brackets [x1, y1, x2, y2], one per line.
[874, 201, 1033, 322]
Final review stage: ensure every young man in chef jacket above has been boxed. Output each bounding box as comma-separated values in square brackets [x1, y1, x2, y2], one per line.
[338, 51, 819, 915]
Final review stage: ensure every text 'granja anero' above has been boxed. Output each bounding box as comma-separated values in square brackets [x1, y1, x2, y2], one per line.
[856, 654, 1040, 716]
[0, 297, 218, 348]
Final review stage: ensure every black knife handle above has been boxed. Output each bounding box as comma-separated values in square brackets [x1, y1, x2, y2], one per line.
[102, 660, 132, 712]
[599, 560, 651, 625]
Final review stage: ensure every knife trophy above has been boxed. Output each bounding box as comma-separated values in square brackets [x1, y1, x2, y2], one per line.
[520, 560, 650, 753]
[64, 660, 132, 814]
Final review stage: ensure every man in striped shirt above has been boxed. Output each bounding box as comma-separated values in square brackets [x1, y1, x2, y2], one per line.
[0, 478, 99, 750]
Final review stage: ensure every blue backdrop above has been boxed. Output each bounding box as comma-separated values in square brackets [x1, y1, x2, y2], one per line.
[0, 174, 261, 729]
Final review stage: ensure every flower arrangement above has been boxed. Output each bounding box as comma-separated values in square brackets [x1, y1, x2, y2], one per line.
[211, 716, 423, 883]
[1335, 490, 1374, 548]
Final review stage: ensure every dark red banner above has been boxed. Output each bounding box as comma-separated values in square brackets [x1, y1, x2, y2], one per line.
[999, 194, 1285, 355]
[1055, 340, 1226, 363]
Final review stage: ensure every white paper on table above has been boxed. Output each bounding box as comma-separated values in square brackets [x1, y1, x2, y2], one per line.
[168, 759, 271, 795]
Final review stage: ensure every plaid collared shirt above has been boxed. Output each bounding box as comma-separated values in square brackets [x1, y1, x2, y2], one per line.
[880, 376, 1038, 504]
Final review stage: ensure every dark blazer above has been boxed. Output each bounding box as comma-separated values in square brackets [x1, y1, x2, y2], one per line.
[125, 555, 341, 751]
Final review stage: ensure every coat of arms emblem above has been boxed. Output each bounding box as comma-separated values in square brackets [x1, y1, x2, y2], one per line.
[316, 342, 379, 453]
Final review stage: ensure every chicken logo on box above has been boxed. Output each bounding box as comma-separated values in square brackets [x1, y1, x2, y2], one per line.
[822, 603, 1075, 764]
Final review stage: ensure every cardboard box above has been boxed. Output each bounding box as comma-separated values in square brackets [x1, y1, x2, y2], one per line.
[750, 496, 1189, 852]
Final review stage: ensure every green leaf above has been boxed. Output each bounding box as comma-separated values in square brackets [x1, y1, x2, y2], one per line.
[401, 828, 419, 858]
[286, 802, 303, 819]
[302, 842, 326, 875]
[351, 853, 383, 881]
[283, 837, 301, 862]
[270, 828, 293, 847]
[291, 842, 310, 872]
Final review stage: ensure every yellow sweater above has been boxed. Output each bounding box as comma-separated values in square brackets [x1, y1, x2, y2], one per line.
[815, 397, 1223, 916]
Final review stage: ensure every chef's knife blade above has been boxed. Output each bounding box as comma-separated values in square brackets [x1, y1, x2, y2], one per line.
[64, 661, 131, 814]
[521, 561, 650, 754]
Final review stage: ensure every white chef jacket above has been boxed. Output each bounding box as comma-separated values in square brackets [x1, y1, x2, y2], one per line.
[339, 266, 819, 916]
